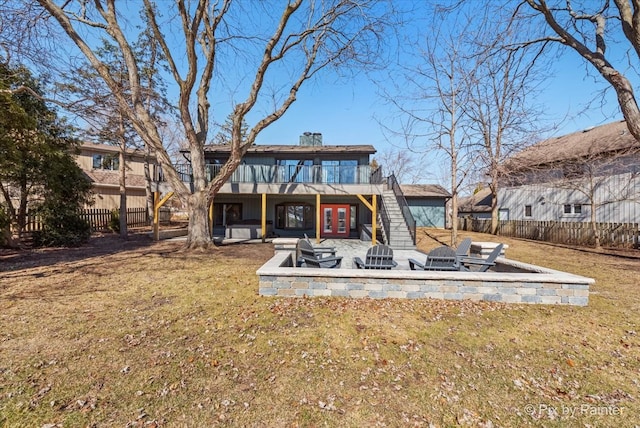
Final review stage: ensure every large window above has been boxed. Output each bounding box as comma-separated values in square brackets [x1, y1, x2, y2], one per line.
[276, 203, 313, 229]
[322, 160, 358, 184]
[92, 153, 119, 170]
[277, 159, 313, 183]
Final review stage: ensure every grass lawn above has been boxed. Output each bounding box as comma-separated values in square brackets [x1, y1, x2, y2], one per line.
[1, 228, 638, 427]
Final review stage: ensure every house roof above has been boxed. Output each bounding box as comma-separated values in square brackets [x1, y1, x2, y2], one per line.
[458, 188, 492, 213]
[504, 120, 640, 171]
[80, 142, 156, 161]
[401, 184, 451, 198]
[203, 144, 377, 155]
[83, 169, 148, 189]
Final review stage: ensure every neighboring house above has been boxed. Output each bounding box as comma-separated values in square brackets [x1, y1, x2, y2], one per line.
[77, 142, 156, 210]
[161, 133, 424, 248]
[400, 184, 450, 228]
[498, 120, 640, 223]
[458, 187, 493, 219]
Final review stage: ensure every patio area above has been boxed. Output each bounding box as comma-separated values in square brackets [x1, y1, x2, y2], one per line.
[257, 238, 593, 306]
[303, 238, 419, 269]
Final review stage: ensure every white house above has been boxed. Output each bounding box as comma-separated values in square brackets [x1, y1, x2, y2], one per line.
[498, 121, 640, 223]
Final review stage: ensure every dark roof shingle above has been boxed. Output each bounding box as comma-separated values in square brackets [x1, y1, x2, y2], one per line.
[84, 170, 148, 188]
[458, 188, 492, 213]
[203, 144, 376, 155]
[504, 120, 639, 171]
[400, 184, 451, 198]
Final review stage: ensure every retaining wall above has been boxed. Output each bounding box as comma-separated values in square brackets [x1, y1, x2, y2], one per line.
[257, 252, 592, 306]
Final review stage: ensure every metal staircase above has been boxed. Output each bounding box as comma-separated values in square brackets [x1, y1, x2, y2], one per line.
[378, 175, 416, 250]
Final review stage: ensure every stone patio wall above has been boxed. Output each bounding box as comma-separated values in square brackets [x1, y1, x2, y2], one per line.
[257, 252, 592, 306]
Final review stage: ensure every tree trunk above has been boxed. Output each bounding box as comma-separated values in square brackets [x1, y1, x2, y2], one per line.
[144, 145, 154, 222]
[450, 153, 459, 246]
[185, 190, 212, 249]
[118, 116, 128, 239]
[118, 147, 128, 239]
[610, 72, 640, 142]
[119, 191, 127, 238]
[590, 200, 600, 249]
[490, 175, 499, 235]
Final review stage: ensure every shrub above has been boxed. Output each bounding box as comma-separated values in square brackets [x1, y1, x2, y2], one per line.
[109, 209, 120, 233]
[32, 206, 91, 247]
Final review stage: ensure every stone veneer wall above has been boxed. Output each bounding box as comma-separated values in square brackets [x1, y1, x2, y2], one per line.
[257, 252, 592, 306]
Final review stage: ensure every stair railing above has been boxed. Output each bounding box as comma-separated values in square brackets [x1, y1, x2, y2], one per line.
[378, 195, 391, 245]
[386, 173, 416, 245]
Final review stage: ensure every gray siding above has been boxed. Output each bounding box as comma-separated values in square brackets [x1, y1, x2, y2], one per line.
[498, 171, 640, 222]
[407, 198, 447, 228]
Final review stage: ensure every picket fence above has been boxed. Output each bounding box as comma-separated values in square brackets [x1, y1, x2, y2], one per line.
[458, 218, 640, 249]
[23, 207, 169, 232]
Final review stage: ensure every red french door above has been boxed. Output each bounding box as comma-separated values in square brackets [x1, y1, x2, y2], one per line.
[320, 204, 350, 238]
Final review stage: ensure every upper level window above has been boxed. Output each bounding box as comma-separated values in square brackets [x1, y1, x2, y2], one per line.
[92, 153, 119, 171]
[322, 160, 358, 184]
[277, 159, 313, 183]
[524, 205, 532, 217]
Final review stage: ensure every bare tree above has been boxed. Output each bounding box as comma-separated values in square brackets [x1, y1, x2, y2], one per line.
[58, 41, 136, 238]
[374, 147, 427, 184]
[464, 9, 549, 235]
[379, 8, 479, 246]
[57, 29, 170, 238]
[30, 0, 388, 249]
[523, 0, 640, 141]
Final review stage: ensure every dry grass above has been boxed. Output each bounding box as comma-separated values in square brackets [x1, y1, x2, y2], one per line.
[1, 230, 639, 427]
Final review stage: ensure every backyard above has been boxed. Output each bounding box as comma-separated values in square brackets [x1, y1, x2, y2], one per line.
[0, 228, 638, 427]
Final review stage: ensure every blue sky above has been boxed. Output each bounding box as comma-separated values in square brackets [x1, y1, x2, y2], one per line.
[243, 3, 634, 184]
[41, 1, 634, 186]
[252, 40, 625, 146]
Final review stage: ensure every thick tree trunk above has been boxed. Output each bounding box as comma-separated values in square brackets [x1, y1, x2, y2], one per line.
[185, 191, 212, 249]
[610, 73, 640, 142]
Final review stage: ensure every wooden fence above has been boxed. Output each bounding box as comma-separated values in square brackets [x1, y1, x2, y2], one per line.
[23, 207, 170, 232]
[458, 218, 640, 249]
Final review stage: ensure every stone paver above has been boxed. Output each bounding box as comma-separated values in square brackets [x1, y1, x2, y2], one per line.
[307, 238, 425, 270]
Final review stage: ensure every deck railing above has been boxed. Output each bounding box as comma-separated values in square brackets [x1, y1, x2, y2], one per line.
[156, 163, 384, 185]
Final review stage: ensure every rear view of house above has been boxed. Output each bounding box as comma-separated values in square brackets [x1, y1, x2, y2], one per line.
[157, 133, 450, 248]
